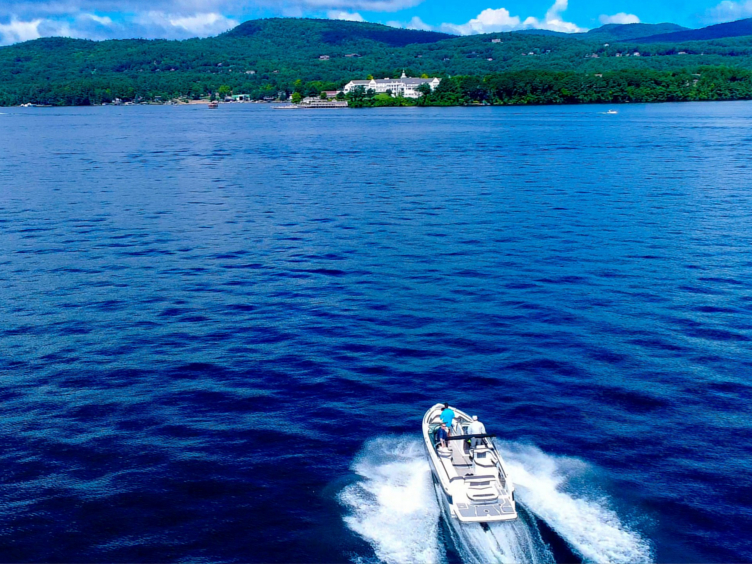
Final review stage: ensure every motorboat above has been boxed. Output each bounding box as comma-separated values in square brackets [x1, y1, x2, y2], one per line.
[606, 109, 618, 114]
[423, 404, 517, 525]
[208, 101, 219, 109]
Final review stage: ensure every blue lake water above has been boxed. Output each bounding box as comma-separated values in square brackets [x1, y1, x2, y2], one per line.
[0, 103, 751, 563]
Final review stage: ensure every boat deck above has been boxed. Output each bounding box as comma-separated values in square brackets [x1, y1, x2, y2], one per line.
[448, 438, 475, 476]
[426, 408, 517, 522]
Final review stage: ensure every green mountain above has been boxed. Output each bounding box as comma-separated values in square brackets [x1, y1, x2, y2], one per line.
[630, 17, 752, 43]
[3, 17, 752, 106]
[511, 23, 690, 42]
[511, 29, 572, 38]
[513, 23, 691, 42]
[583, 23, 689, 42]
[223, 17, 451, 46]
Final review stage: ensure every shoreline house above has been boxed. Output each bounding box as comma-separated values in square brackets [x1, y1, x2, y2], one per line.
[343, 72, 441, 99]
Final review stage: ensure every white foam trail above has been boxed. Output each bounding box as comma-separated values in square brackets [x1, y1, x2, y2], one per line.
[499, 442, 653, 564]
[340, 437, 555, 564]
[338, 437, 444, 564]
[437, 481, 555, 564]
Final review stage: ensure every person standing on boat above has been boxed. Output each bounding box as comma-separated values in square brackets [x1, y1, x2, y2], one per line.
[440, 403, 455, 430]
[437, 422, 450, 448]
[468, 415, 486, 449]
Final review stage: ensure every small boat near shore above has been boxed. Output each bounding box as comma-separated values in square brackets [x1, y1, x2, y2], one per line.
[423, 404, 517, 526]
[273, 100, 349, 109]
[208, 101, 219, 109]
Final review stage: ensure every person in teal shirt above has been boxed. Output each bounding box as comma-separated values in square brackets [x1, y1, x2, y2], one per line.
[440, 403, 455, 428]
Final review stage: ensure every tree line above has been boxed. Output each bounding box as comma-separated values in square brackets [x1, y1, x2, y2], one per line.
[2, 66, 752, 107]
[345, 67, 752, 107]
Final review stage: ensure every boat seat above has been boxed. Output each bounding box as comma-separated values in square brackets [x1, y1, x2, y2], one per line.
[465, 478, 500, 501]
[467, 489, 500, 502]
[472, 447, 499, 478]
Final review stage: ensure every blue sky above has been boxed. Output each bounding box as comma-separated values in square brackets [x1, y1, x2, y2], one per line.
[1, 0, 751, 45]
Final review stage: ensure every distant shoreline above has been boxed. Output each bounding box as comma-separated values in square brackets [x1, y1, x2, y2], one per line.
[8, 67, 752, 109]
[6, 98, 752, 111]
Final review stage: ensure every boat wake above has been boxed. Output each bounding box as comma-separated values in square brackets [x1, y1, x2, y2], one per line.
[438, 489, 555, 564]
[498, 442, 652, 564]
[339, 437, 652, 564]
[338, 437, 444, 564]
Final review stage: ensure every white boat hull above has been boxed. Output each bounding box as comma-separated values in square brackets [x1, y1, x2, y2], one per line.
[423, 404, 518, 524]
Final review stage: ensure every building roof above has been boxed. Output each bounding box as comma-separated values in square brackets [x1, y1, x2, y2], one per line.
[399, 78, 438, 85]
[347, 77, 439, 86]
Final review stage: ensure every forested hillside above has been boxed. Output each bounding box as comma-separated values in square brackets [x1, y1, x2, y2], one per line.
[631, 18, 752, 43]
[3, 17, 752, 106]
[580, 23, 689, 42]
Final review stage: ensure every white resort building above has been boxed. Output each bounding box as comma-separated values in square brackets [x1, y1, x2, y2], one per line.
[343, 72, 441, 99]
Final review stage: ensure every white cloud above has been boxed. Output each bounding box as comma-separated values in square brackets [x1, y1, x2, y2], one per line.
[404, 15, 431, 29]
[522, 0, 586, 33]
[0, 0, 595, 44]
[706, 0, 752, 22]
[264, 0, 424, 11]
[0, 16, 42, 44]
[599, 12, 640, 24]
[169, 12, 238, 34]
[327, 10, 364, 21]
[439, 0, 585, 36]
[0, 0, 425, 44]
[0, 0, 426, 22]
[131, 11, 239, 36]
[0, 10, 237, 44]
[386, 15, 432, 30]
[85, 13, 112, 24]
[440, 8, 520, 34]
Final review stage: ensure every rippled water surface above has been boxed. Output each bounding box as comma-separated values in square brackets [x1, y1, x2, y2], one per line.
[1, 103, 751, 563]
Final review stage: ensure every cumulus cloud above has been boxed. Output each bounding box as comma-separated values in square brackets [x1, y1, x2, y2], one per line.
[0, 0, 425, 44]
[326, 10, 364, 21]
[521, 0, 585, 33]
[0, 0, 424, 18]
[0, 0, 592, 44]
[133, 11, 238, 35]
[403, 15, 431, 30]
[386, 15, 432, 30]
[0, 10, 238, 44]
[439, 0, 585, 36]
[258, 0, 423, 11]
[440, 8, 520, 34]
[0, 17, 43, 44]
[706, 0, 752, 22]
[1, 0, 226, 18]
[599, 12, 640, 24]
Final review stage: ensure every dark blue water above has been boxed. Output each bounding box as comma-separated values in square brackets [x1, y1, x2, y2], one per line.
[1, 103, 750, 563]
